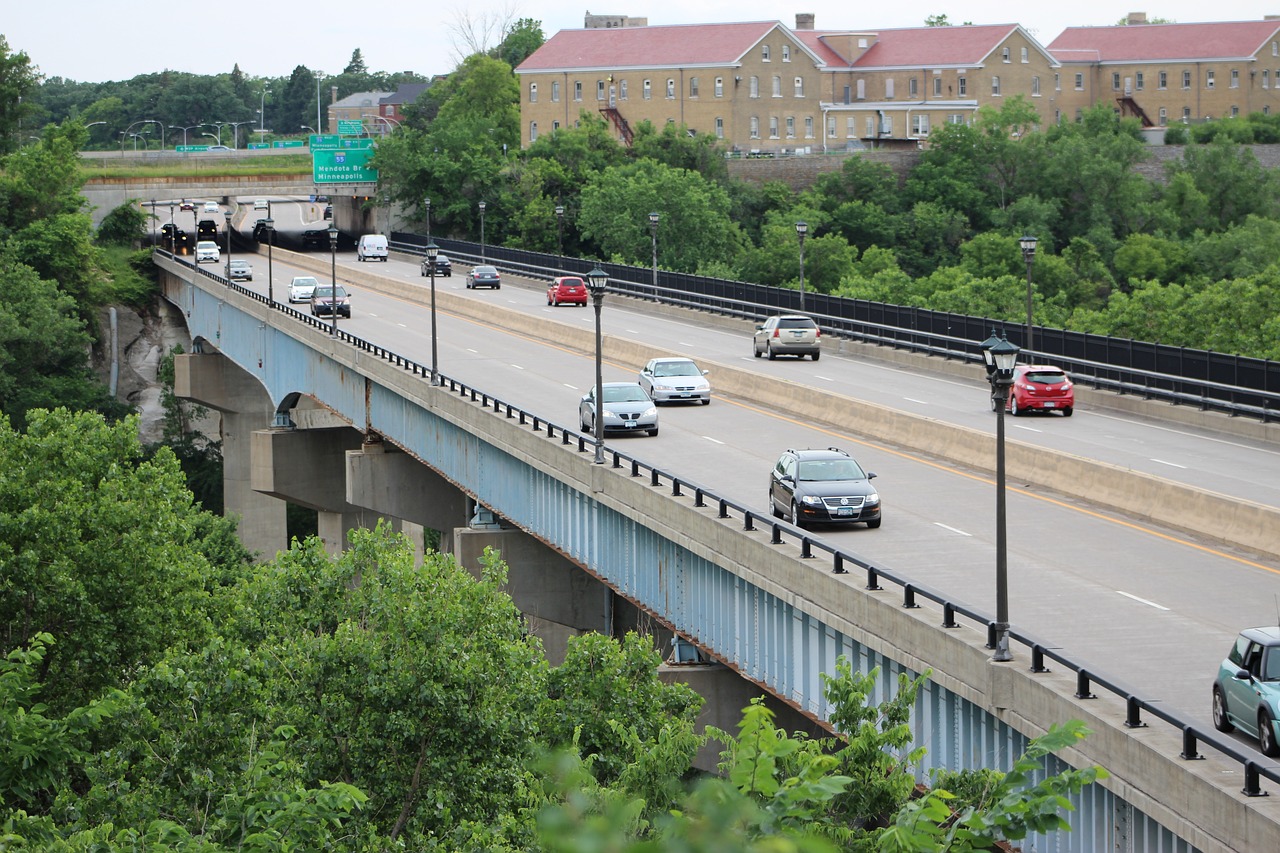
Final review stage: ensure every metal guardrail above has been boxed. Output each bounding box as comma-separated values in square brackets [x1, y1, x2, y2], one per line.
[173, 249, 1280, 797]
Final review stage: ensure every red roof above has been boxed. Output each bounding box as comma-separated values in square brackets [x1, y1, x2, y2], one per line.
[807, 24, 1025, 68]
[517, 21, 782, 72]
[1049, 20, 1280, 62]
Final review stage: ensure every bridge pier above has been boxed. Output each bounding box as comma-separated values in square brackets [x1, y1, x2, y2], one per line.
[344, 439, 469, 558]
[174, 351, 286, 560]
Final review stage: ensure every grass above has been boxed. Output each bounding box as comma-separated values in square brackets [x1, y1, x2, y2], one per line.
[80, 153, 314, 180]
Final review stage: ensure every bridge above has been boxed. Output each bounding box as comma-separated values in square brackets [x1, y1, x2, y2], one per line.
[154, 248, 1280, 852]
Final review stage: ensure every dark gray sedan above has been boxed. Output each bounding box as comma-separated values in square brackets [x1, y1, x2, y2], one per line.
[466, 265, 501, 289]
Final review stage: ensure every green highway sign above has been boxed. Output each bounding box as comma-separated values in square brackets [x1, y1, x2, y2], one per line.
[274, 140, 305, 148]
[338, 119, 364, 135]
[176, 145, 210, 152]
[312, 147, 377, 184]
[310, 134, 375, 151]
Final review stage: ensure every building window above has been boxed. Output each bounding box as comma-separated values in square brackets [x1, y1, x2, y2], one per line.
[1159, 71, 1167, 89]
[1232, 105, 1240, 117]
[772, 76, 782, 97]
[934, 76, 943, 96]
[958, 76, 967, 96]
[909, 77, 918, 97]
[1112, 72, 1121, 90]
[1135, 72, 1144, 90]
[1002, 47, 1010, 62]
[782, 44, 791, 62]
[620, 80, 627, 99]
[1266, 70, 1271, 88]
[689, 77, 699, 97]
[750, 116, 760, 138]
[762, 44, 771, 61]
[1183, 106, 1191, 121]
[574, 81, 583, 101]
[885, 78, 895, 98]
[948, 113, 965, 124]
[1182, 70, 1191, 89]
[1021, 47, 1029, 63]
[1207, 70, 1215, 89]
[769, 116, 779, 138]
[912, 114, 930, 136]
[529, 83, 537, 103]
[1274, 41, 1278, 56]
[715, 117, 724, 138]
[597, 80, 605, 100]
[530, 121, 537, 142]
[1075, 72, 1084, 90]
[992, 76, 1001, 96]
[553, 120, 560, 130]
[643, 79, 651, 99]
[1032, 76, 1040, 96]
[1055, 73, 1061, 91]
[715, 77, 723, 97]
[1158, 107, 1167, 124]
[827, 115, 837, 137]
[666, 78, 675, 98]
[856, 79, 866, 99]
[794, 76, 804, 97]
[804, 116, 814, 138]
[552, 81, 560, 102]
[750, 76, 759, 97]
[1231, 69, 1239, 88]
[881, 114, 892, 136]
[846, 116, 856, 137]
[866, 116, 876, 137]
[785, 116, 795, 138]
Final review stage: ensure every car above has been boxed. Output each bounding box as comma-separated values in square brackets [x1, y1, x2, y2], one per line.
[202, 201, 220, 213]
[178, 199, 194, 211]
[288, 275, 320, 303]
[159, 222, 179, 244]
[195, 241, 220, 263]
[753, 315, 821, 360]
[301, 229, 329, 249]
[356, 233, 388, 261]
[310, 284, 351, 318]
[253, 199, 269, 211]
[323, 205, 333, 219]
[467, 265, 501, 289]
[228, 259, 253, 281]
[997, 364, 1075, 417]
[196, 219, 218, 241]
[1213, 627, 1280, 756]
[579, 382, 659, 437]
[547, 276, 588, 306]
[768, 447, 881, 529]
[207, 145, 231, 151]
[421, 254, 452, 277]
[639, 357, 711, 405]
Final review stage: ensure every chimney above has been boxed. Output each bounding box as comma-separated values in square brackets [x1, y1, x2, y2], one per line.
[1127, 12, 1148, 25]
[795, 13, 814, 30]
[331, 85, 339, 103]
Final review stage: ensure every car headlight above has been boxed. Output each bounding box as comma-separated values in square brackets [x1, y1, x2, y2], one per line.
[800, 495, 824, 506]
[865, 493, 880, 506]
[643, 406, 657, 417]
[654, 383, 674, 392]
[602, 410, 621, 422]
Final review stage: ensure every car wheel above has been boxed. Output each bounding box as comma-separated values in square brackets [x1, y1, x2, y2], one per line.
[990, 393, 999, 412]
[767, 345, 777, 361]
[701, 398, 710, 406]
[866, 518, 882, 529]
[1261, 709, 1280, 757]
[648, 426, 659, 437]
[1062, 406, 1074, 417]
[812, 351, 821, 361]
[1212, 685, 1234, 733]
[753, 343, 762, 358]
[1010, 396, 1022, 416]
[791, 500, 807, 529]
[770, 491, 782, 518]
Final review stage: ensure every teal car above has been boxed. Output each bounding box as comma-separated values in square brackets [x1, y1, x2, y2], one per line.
[1213, 626, 1280, 756]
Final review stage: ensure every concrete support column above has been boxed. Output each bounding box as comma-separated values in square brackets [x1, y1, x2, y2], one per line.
[345, 440, 469, 557]
[173, 351, 286, 560]
[250, 426, 366, 556]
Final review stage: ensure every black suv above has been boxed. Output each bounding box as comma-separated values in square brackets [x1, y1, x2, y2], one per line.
[302, 229, 329, 250]
[196, 219, 219, 241]
[768, 447, 881, 529]
[421, 253, 452, 277]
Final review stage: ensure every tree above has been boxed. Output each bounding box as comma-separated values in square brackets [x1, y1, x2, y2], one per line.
[0, 36, 40, 156]
[344, 48, 368, 75]
[498, 17, 545, 69]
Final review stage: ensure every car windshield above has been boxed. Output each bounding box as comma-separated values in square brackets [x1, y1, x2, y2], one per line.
[313, 286, 347, 298]
[654, 361, 700, 378]
[293, 278, 318, 287]
[1025, 370, 1068, 384]
[603, 385, 650, 403]
[797, 458, 866, 481]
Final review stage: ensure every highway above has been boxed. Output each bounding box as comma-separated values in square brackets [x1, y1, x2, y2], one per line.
[162, 197, 1280, 754]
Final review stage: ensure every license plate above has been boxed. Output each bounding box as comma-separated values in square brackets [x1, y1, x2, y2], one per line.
[624, 420, 637, 428]
[836, 506, 855, 517]
[790, 331, 804, 338]
[1044, 402, 1055, 407]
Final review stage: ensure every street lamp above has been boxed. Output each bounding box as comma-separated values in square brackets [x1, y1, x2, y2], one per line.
[228, 120, 255, 150]
[328, 223, 339, 337]
[169, 123, 204, 148]
[426, 241, 440, 385]
[648, 211, 660, 302]
[264, 214, 275, 303]
[314, 71, 327, 134]
[300, 125, 316, 136]
[424, 197, 431, 242]
[585, 266, 609, 465]
[223, 209, 232, 280]
[795, 221, 808, 313]
[259, 89, 270, 143]
[555, 204, 564, 256]
[980, 331, 1021, 663]
[1020, 235, 1038, 352]
[478, 201, 487, 261]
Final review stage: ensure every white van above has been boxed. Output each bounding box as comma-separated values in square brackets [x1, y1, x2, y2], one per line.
[356, 233, 388, 262]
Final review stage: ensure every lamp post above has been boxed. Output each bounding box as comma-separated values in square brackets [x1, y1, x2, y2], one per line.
[169, 123, 204, 148]
[1019, 235, 1038, 352]
[228, 120, 255, 150]
[426, 241, 440, 385]
[478, 201, 487, 261]
[258, 89, 270, 144]
[555, 204, 564, 256]
[423, 197, 431, 242]
[301, 124, 316, 135]
[314, 71, 326, 134]
[980, 331, 1021, 663]
[649, 211, 660, 302]
[223, 209, 232, 280]
[795, 221, 808, 313]
[585, 266, 609, 465]
[264, 213, 275, 304]
[328, 224, 339, 337]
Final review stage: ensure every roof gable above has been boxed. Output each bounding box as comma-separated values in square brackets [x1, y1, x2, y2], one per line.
[798, 24, 1055, 69]
[1049, 20, 1280, 62]
[517, 21, 797, 72]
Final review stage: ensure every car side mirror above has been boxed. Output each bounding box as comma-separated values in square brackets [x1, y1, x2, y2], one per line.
[702, 370, 710, 376]
[867, 472, 877, 480]
[641, 368, 652, 375]
[755, 324, 765, 331]
[781, 474, 795, 485]
[1237, 667, 1252, 680]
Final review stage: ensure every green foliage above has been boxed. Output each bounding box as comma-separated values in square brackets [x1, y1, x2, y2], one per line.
[628, 121, 731, 183]
[498, 18, 546, 69]
[95, 200, 148, 247]
[0, 36, 40, 157]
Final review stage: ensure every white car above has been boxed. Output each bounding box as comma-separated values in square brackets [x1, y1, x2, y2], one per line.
[639, 357, 712, 405]
[195, 241, 220, 263]
[254, 199, 268, 210]
[202, 201, 220, 213]
[288, 276, 319, 303]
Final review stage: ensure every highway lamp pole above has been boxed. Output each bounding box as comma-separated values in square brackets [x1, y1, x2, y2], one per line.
[149, 198, 157, 244]
[1020, 235, 1038, 353]
[555, 204, 564, 256]
[423, 197, 431, 242]
[478, 201, 486, 261]
[315, 71, 325, 133]
[795, 221, 808, 314]
[649, 211, 660, 302]
[980, 331, 1021, 662]
[328, 224, 339, 337]
[426, 241, 440, 385]
[264, 212, 275, 304]
[259, 89, 270, 144]
[224, 209, 232, 281]
[585, 266, 609, 465]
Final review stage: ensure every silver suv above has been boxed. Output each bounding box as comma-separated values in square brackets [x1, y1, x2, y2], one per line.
[753, 315, 821, 360]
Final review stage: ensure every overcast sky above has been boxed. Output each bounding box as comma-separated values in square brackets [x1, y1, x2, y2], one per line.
[7, 2, 1279, 83]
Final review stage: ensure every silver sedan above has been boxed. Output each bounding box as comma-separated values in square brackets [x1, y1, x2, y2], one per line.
[579, 382, 659, 436]
[639, 357, 711, 405]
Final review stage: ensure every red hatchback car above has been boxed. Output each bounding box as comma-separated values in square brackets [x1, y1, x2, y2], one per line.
[998, 364, 1075, 417]
[547, 276, 588, 306]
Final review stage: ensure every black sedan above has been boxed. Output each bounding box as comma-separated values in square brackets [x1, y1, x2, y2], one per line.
[421, 253, 452, 277]
[466, 265, 501, 289]
[768, 447, 881, 529]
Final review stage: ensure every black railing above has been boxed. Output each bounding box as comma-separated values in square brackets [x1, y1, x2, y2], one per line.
[391, 234, 1280, 422]
[169, 249, 1280, 798]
